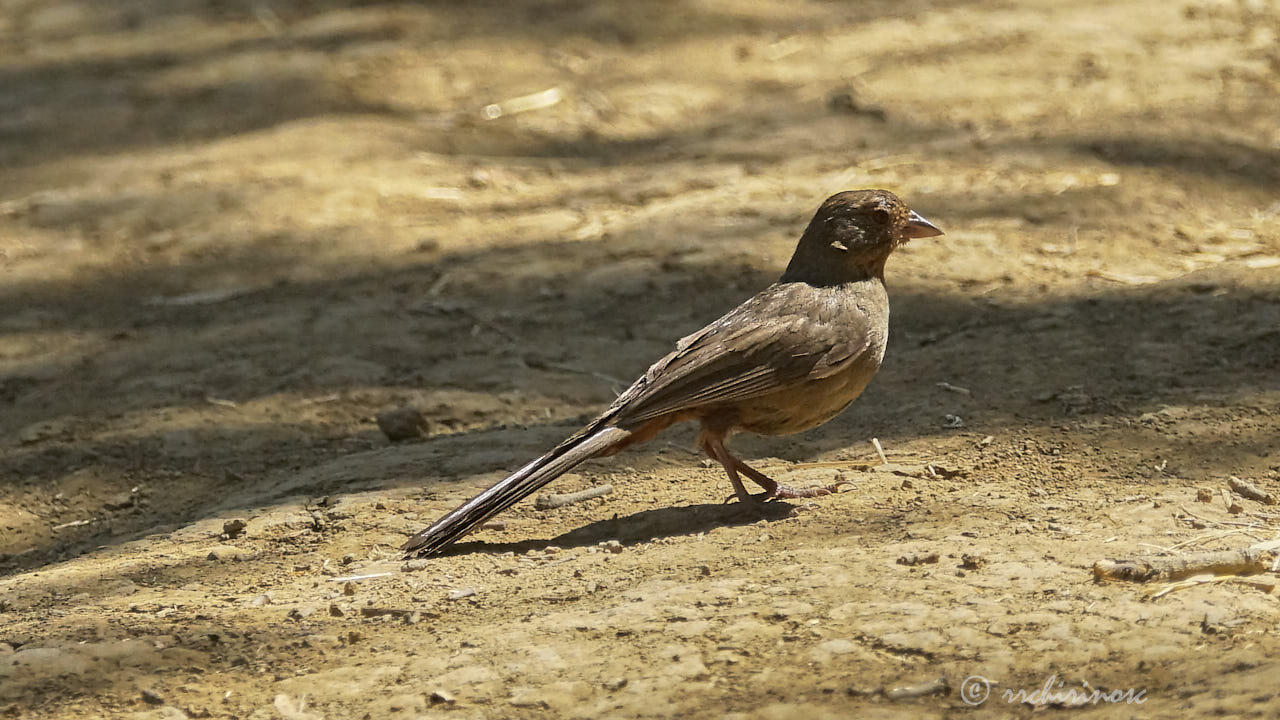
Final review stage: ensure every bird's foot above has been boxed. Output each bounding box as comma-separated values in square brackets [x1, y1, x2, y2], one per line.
[723, 490, 774, 506]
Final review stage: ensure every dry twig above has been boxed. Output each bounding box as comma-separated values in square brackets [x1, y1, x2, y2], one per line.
[1093, 548, 1277, 583]
[1149, 575, 1278, 600]
[1228, 476, 1276, 505]
[535, 484, 614, 510]
[871, 438, 889, 466]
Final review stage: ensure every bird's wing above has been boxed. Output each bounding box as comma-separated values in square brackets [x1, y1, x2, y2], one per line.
[606, 283, 871, 427]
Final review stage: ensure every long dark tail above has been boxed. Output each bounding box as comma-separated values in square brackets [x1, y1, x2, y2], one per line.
[400, 425, 630, 557]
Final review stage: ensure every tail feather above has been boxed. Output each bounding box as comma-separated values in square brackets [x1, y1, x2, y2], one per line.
[400, 426, 630, 557]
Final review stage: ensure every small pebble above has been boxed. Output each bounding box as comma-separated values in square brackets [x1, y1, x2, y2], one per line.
[287, 606, 315, 621]
[222, 518, 247, 538]
[896, 552, 939, 566]
[206, 546, 246, 562]
[375, 407, 429, 442]
[885, 676, 950, 700]
[103, 492, 136, 511]
[448, 588, 477, 601]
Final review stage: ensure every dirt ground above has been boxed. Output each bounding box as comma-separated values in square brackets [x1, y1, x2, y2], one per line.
[3, 0, 1280, 717]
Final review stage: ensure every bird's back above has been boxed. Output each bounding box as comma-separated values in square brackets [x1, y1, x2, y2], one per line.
[713, 278, 889, 436]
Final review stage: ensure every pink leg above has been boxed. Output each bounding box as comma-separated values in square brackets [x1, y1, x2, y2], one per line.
[698, 429, 849, 502]
[697, 430, 756, 505]
[727, 455, 777, 495]
[730, 455, 850, 499]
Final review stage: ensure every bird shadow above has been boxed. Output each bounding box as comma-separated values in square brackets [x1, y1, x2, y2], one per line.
[429, 499, 799, 557]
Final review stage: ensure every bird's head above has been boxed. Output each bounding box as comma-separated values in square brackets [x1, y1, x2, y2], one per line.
[782, 189, 942, 284]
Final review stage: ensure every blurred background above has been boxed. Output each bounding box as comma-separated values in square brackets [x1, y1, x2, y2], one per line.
[2, 0, 1279, 717]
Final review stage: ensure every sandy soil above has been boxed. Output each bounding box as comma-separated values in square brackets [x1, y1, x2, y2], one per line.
[3, 0, 1280, 717]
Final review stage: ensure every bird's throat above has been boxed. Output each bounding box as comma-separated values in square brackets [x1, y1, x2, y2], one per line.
[779, 246, 889, 286]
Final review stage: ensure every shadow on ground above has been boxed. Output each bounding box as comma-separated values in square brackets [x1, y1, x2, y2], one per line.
[3, 206, 1277, 574]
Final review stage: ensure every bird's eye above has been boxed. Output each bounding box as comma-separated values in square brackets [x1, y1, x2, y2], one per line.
[870, 208, 891, 224]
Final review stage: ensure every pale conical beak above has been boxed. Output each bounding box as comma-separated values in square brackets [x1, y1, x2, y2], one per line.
[901, 210, 944, 239]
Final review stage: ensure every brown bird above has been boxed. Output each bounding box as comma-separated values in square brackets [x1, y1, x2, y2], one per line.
[402, 189, 942, 557]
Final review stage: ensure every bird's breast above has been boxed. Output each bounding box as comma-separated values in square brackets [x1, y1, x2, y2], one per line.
[730, 343, 885, 436]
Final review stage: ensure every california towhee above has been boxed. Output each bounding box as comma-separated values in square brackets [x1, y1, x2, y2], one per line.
[402, 189, 942, 556]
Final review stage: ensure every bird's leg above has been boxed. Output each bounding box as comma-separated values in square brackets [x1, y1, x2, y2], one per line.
[728, 455, 850, 499]
[725, 456, 777, 495]
[699, 428, 850, 502]
[697, 430, 757, 505]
